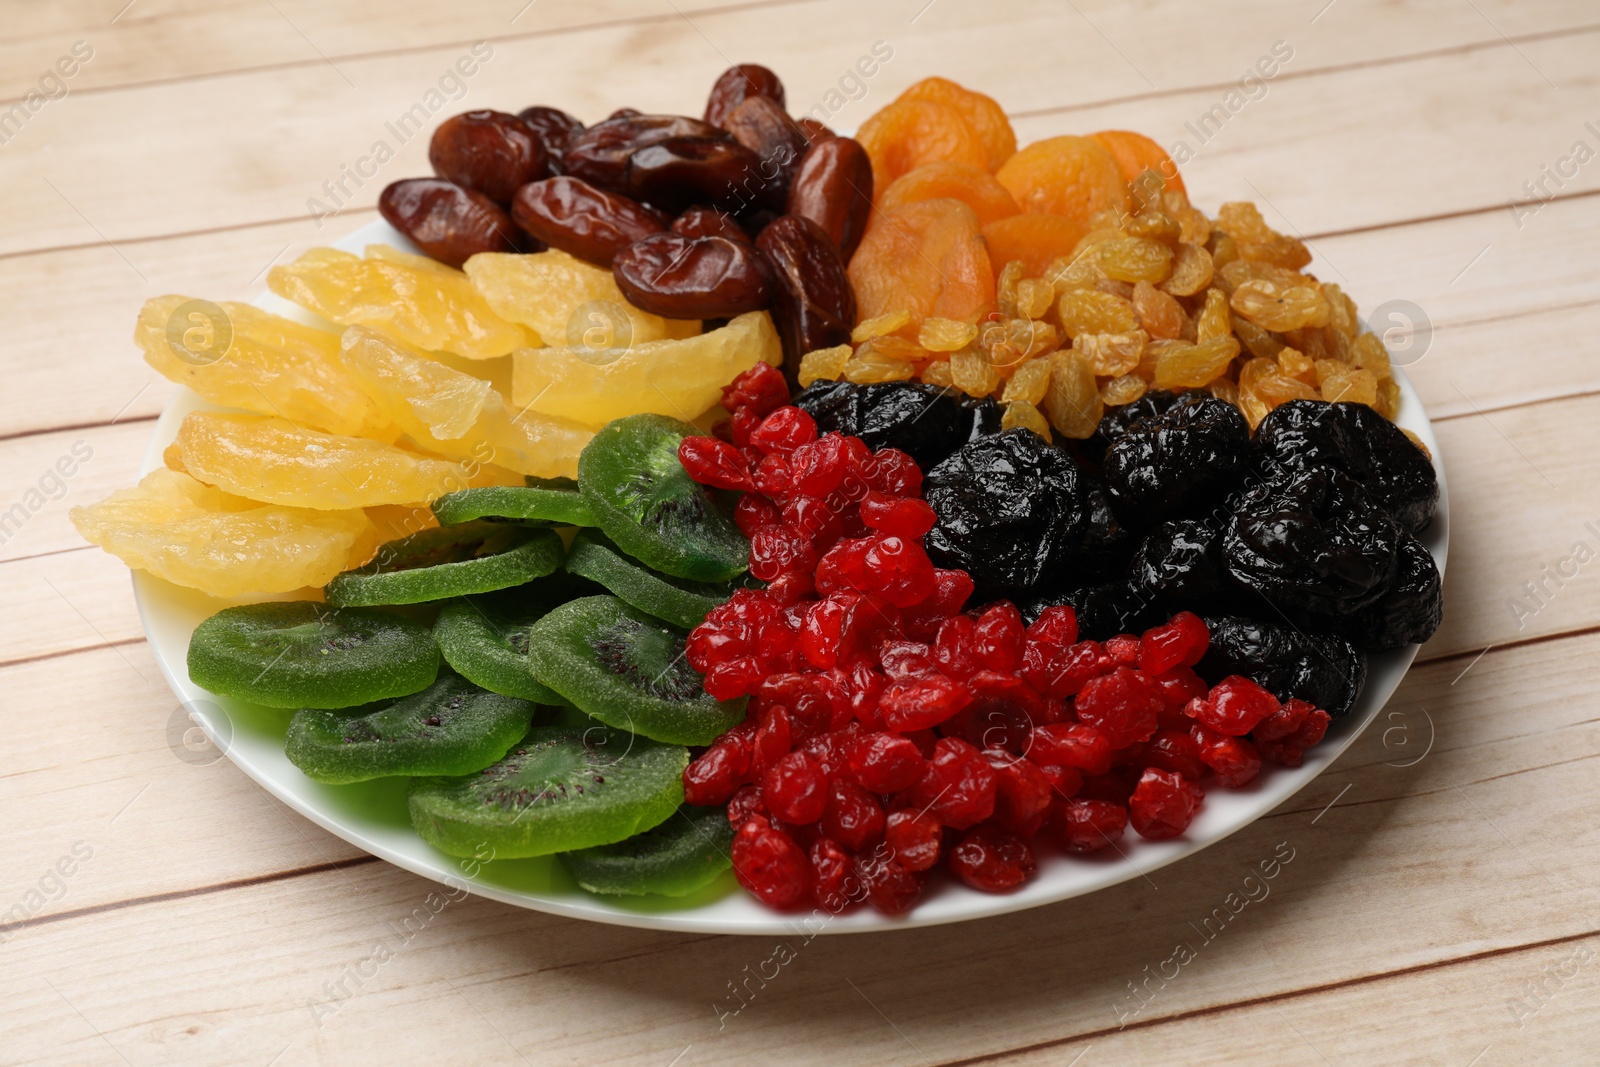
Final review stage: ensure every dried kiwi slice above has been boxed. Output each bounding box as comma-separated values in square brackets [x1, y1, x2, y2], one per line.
[433, 583, 570, 703]
[284, 673, 539, 783]
[408, 725, 686, 858]
[559, 802, 732, 897]
[187, 601, 439, 709]
[565, 529, 732, 629]
[326, 522, 564, 607]
[577, 414, 748, 582]
[432, 485, 594, 528]
[527, 595, 746, 746]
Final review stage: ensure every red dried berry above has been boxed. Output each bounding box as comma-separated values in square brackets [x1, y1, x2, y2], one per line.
[1188, 675, 1281, 737]
[1022, 639, 1107, 699]
[932, 615, 978, 679]
[1105, 634, 1141, 666]
[1025, 605, 1079, 647]
[810, 838, 856, 913]
[949, 824, 1036, 893]
[1028, 721, 1114, 775]
[722, 362, 789, 417]
[749, 523, 817, 583]
[882, 809, 942, 872]
[731, 816, 811, 908]
[1191, 723, 1262, 787]
[1139, 611, 1209, 675]
[1128, 768, 1204, 840]
[752, 705, 792, 776]
[677, 435, 754, 491]
[1151, 666, 1209, 717]
[727, 784, 767, 829]
[1074, 666, 1164, 749]
[983, 750, 1053, 837]
[703, 656, 764, 700]
[1037, 762, 1082, 800]
[878, 638, 937, 681]
[1140, 727, 1209, 781]
[734, 492, 782, 537]
[880, 674, 972, 732]
[908, 738, 997, 829]
[973, 602, 1025, 672]
[859, 536, 936, 608]
[861, 447, 922, 497]
[752, 452, 793, 495]
[859, 492, 937, 538]
[856, 853, 926, 914]
[761, 750, 829, 824]
[683, 738, 751, 805]
[820, 778, 885, 851]
[781, 493, 842, 546]
[1048, 797, 1128, 853]
[749, 405, 819, 455]
[849, 732, 925, 793]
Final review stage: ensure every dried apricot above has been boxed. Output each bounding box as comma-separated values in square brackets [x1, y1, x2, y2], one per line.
[995, 136, 1130, 237]
[878, 162, 1021, 225]
[982, 213, 1090, 280]
[848, 199, 995, 326]
[897, 77, 1017, 171]
[855, 100, 988, 192]
[1090, 130, 1186, 195]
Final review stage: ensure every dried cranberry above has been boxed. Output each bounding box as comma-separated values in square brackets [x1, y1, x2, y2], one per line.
[761, 750, 828, 824]
[750, 406, 819, 455]
[731, 816, 810, 908]
[882, 809, 941, 872]
[1026, 605, 1079, 647]
[949, 825, 1036, 893]
[703, 656, 764, 700]
[1029, 722, 1113, 775]
[727, 784, 768, 829]
[734, 493, 782, 537]
[722, 362, 790, 418]
[677, 435, 754, 491]
[820, 779, 885, 851]
[749, 524, 816, 583]
[810, 838, 855, 913]
[1141, 727, 1208, 782]
[1128, 768, 1204, 840]
[1048, 797, 1128, 854]
[908, 738, 997, 829]
[983, 750, 1053, 837]
[1191, 724, 1262, 787]
[1105, 634, 1141, 666]
[1139, 611, 1210, 675]
[856, 854, 925, 915]
[880, 674, 972, 732]
[1188, 675, 1281, 737]
[859, 492, 937, 538]
[973, 602, 1025, 673]
[848, 732, 925, 793]
[683, 738, 750, 805]
[1022, 639, 1106, 699]
[752, 705, 792, 775]
[1074, 667, 1164, 749]
[862, 447, 923, 497]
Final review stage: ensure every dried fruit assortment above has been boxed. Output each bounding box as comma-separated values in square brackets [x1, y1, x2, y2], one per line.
[71, 66, 1443, 921]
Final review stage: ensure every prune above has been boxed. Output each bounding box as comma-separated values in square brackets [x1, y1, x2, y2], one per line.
[1071, 478, 1135, 584]
[510, 176, 664, 266]
[1128, 517, 1227, 605]
[924, 429, 1089, 592]
[612, 232, 772, 319]
[1332, 533, 1442, 651]
[625, 137, 764, 213]
[1103, 396, 1251, 527]
[1199, 615, 1367, 718]
[787, 136, 874, 261]
[793, 381, 999, 470]
[429, 110, 548, 204]
[721, 95, 808, 208]
[1255, 400, 1439, 533]
[705, 64, 786, 128]
[1222, 466, 1399, 617]
[755, 215, 855, 380]
[378, 178, 518, 268]
[517, 105, 585, 168]
[1082, 389, 1183, 465]
[672, 205, 752, 243]
[563, 114, 728, 194]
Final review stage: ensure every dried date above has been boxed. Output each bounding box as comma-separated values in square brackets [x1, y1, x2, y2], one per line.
[704, 63, 786, 127]
[673, 205, 752, 243]
[612, 232, 772, 318]
[720, 95, 808, 209]
[510, 176, 664, 266]
[755, 214, 856, 379]
[516, 105, 584, 170]
[428, 110, 548, 204]
[562, 114, 728, 194]
[378, 178, 519, 268]
[626, 137, 764, 213]
[786, 137, 874, 261]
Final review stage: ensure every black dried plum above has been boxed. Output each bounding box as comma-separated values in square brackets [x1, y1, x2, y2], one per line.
[1254, 400, 1438, 534]
[1103, 396, 1250, 527]
[1083, 389, 1184, 465]
[1222, 466, 1399, 617]
[793, 381, 998, 470]
[1129, 517, 1228, 605]
[1199, 615, 1367, 718]
[923, 429, 1088, 593]
[1070, 478, 1135, 584]
[1331, 533, 1442, 651]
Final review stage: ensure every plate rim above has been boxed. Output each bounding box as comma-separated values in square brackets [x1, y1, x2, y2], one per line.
[133, 216, 1450, 935]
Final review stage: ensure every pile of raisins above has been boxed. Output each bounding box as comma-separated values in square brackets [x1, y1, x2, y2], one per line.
[378, 64, 872, 381]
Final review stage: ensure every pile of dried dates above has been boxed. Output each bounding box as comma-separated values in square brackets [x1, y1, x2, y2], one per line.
[378, 64, 868, 381]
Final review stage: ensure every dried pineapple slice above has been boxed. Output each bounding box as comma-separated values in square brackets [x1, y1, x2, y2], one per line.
[510, 309, 782, 428]
[268, 246, 528, 360]
[340, 327, 591, 479]
[136, 296, 394, 440]
[463, 250, 698, 349]
[175, 411, 516, 510]
[70, 468, 375, 596]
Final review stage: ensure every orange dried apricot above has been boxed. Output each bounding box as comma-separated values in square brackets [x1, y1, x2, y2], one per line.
[855, 100, 989, 192]
[878, 162, 1021, 225]
[848, 199, 995, 326]
[1090, 130, 1186, 195]
[981, 213, 1089, 279]
[896, 77, 1017, 172]
[995, 136, 1130, 235]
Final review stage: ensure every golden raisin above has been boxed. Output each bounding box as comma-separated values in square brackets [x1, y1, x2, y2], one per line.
[1043, 349, 1103, 439]
[1196, 288, 1232, 343]
[1321, 367, 1379, 406]
[1074, 330, 1147, 377]
[1160, 243, 1214, 297]
[1057, 289, 1138, 338]
[857, 335, 929, 363]
[950, 348, 1001, 397]
[922, 359, 955, 387]
[1377, 379, 1403, 420]
[1132, 281, 1185, 340]
[798, 344, 851, 386]
[1352, 332, 1393, 380]
[919, 317, 979, 352]
[842, 346, 915, 384]
[1233, 318, 1284, 360]
[853, 310, 915, 343]
[1255, 371, 1320, 406]
[1001, 358, 1052, 404]
[1095, 238, 1173, 284]
[1231, 280, 1332, 332]
[1277, 347, 1316, 384]
[1100, 372, 1148, 406]
[1016, 278, 1055, 320]
[1001, 400, 1053, 441]
[1153, 336, 1240, 390]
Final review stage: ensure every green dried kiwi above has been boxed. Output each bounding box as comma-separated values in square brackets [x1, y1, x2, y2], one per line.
[431, 485, 594, 528]
[559, 802, 733, 897]
[432, 582, 572, 703]
[408, 725, 687, 859]
[187, 600, 439, 709]
[527, 595, 745, 746]
[326, 521, 564, 607]
[577, 413, 748, 582]
[284, 673, 539, 783]
[565, 529, 733, 629]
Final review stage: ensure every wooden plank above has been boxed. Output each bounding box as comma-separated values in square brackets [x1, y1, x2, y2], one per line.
[0, 420, 147, 566]
[0, 548, 144, 668]
[1, 5, 1597, 257]
[2, 628, 1597, 1064]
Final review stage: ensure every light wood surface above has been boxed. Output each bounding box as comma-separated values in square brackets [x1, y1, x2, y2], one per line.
[3, 2, 1597, 1064]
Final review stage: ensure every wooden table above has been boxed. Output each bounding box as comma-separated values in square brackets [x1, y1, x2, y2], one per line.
[3, 1, 1598, 1063]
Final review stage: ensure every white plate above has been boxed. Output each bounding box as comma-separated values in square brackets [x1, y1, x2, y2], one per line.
[135, 217, 1449, 935]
